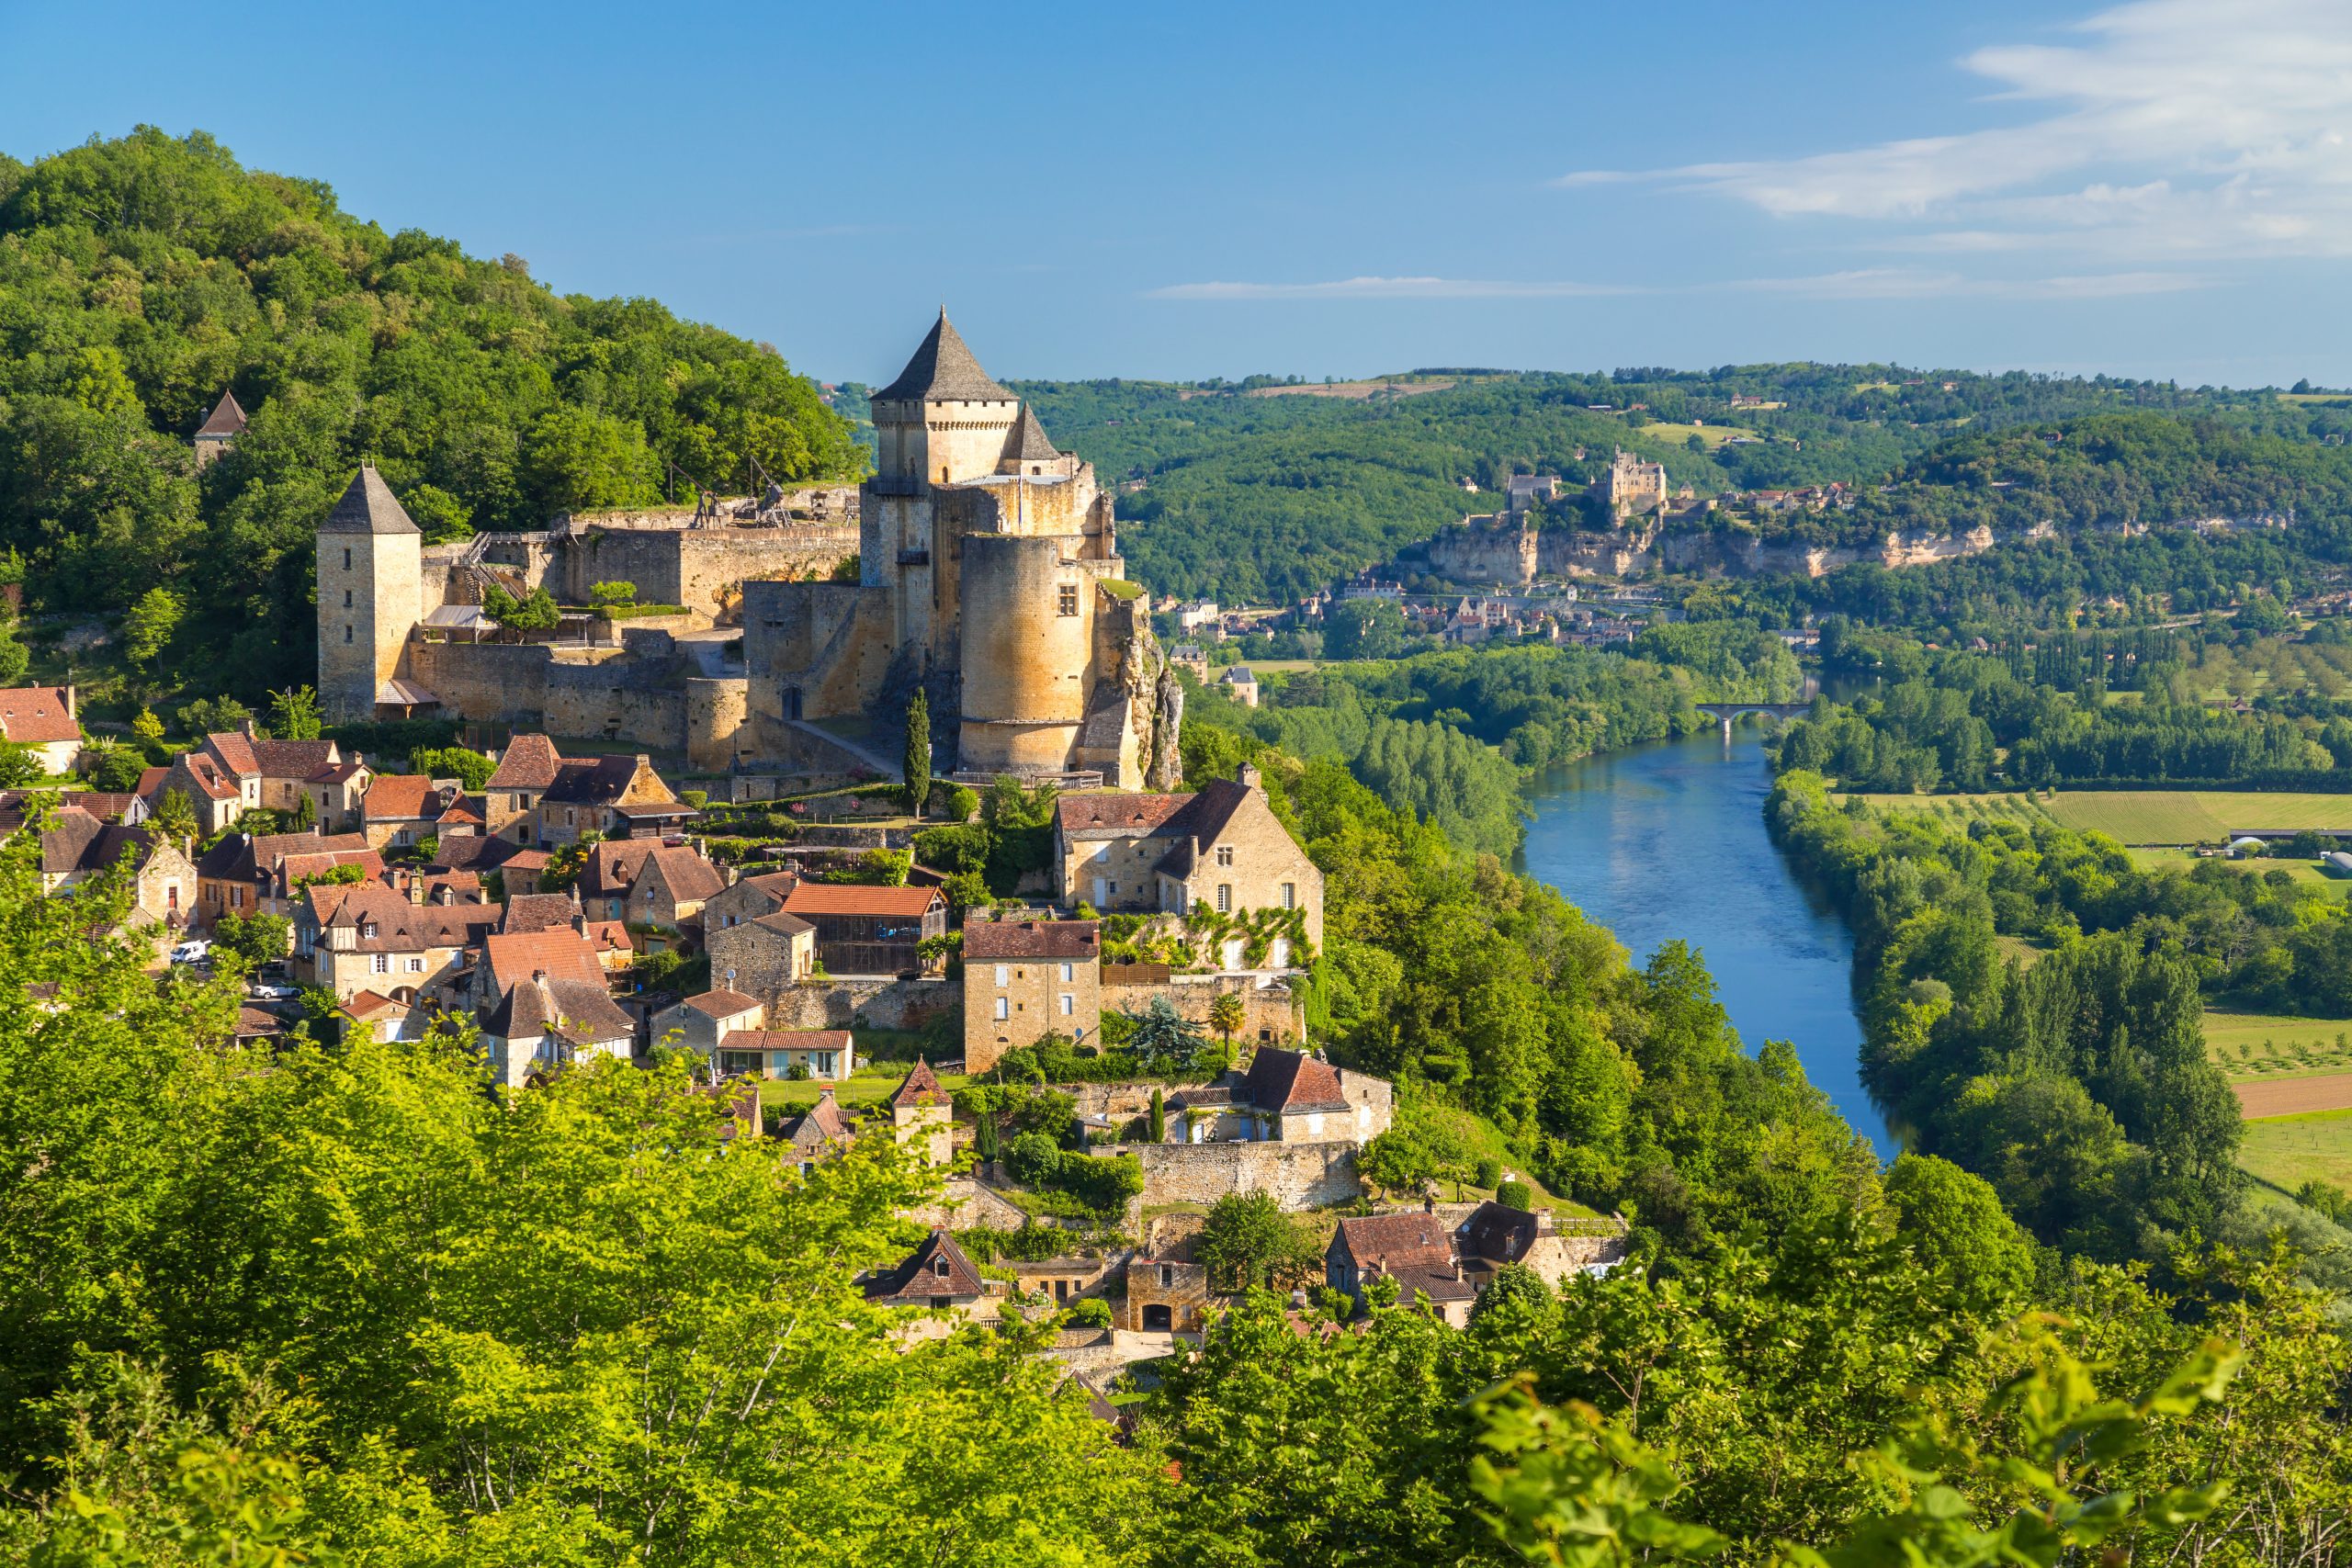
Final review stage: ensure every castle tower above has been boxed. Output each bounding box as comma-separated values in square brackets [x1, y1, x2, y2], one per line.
[863, 310, 1021, 651]
[193, 389, 247, 469]
[317, 465, 423, 725]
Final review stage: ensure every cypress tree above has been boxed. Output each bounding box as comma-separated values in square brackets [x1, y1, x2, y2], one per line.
[1148, 1086, 1165, 1143]
[904, 688, 932, 818]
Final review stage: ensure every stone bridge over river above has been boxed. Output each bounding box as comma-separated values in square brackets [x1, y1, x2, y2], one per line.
[1695, 701, 1811, 739]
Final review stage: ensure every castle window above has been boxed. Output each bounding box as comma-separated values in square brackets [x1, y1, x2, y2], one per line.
[343, 589, 353, 608]
[1216, 884, 1231, 913]
[343, 548, 351, 570]
[344, 626, 354, 644]
[1057, 584, 1079, 616]
[1216, 845, 1233, 867]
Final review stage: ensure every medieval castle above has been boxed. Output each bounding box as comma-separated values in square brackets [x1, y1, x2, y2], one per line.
[317, 312, 1182, 788]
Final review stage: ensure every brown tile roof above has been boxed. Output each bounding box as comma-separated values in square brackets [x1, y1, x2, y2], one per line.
[682, 987, 761, 1018]
[485, 734, 562, 792]
[865, 1229, 988, 1303]
[544, 755, 649, 807]
[274, 849, 385, 888]
[873, 310, 1013, 404]
[0, 687, 78, 745]
[582, 920, 634, 959]
[204, 731, 260, 776]
[308, 761, 367, 785]
[498, 893, 581, 934]
[1457, 1200, 1540, 1264]
[722, 1028, 853, 1055]
[963, 919, 1100, 962]
[250, 739, 335, 779]
[133, 766, 167, 799]
[635, 845, 725, 904]
[176, 754, 241, 802]
[313, 884, 496, 952]
[576, 840, 660, 901]
[483, 929, 607, 993]
[341, 989, 409, 1020]
[364, 774, 438, 821]
[40, 810, 159, 876]
[781, 884, 943, 918]
[1242, 1047, 1350, 1114]
[781, 1087, 853, 1148]
[1054, 793, 1189, 837]
[1330, 1213, 1474, 1301]
[750, 909, 815, 938]
[196, 389, 248, 438]
[319, 465, 420, 536]
[891, 1059, 948, 1110]
[483, 975, 634, 1045]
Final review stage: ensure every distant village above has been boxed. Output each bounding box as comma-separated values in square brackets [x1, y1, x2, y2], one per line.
[0, 315, 1627, 1392]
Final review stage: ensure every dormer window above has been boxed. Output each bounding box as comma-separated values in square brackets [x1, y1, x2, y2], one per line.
[933, 1258, 950, 1278]
[361, 922, 378, 939]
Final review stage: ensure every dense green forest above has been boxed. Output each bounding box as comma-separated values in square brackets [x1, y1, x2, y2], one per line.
[1760, 773, 2352, 1269]
[0, 129, 863, 700]
[1007, 367, 2352, 605]
[9, 728, 2352, 1561]
[1185, 622, 1801, 854]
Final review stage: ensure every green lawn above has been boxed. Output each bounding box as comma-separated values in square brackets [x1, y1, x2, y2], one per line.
[2238, 1107, 2352, 1192]
[2204, 1010, 2352, 1082]
[2129, 847, 2349, 894]
[760, 1067, 968, 1111]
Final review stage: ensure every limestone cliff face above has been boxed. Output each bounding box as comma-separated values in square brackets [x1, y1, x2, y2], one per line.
[1146, 667, 1184, 792]
[1407, 513, 2007, 583]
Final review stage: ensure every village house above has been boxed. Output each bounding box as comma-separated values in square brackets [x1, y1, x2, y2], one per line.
[780, 883, 946, 976]
[705, 903, 817, 999]
[778, 1086, 855, 1173]
[618, 844, 726, 950]
[0, 789, 145, 840]
[1050, 762, 1322, 964]
[650, 987, 855, 1080]
[39, 808, 198, 960]
[192, 389, 247, 468]
[481, 734, 561, 844]
[194, 829, 376, 926]
[962, 917, 1102, 1074]
[863, 1229, 993, 1325]
[1218, 666, 1260, 707]
[1121, 1256, 1209, 1334]
[159, 731, 350, 835]
[304, 760, 372, 834]
[1326, 1199, 1630, 1325]
[1162, 1045, 1392, 1145]
[337, 988, 430, 1043]
[650, 987, 763, 1056]
[477, 970, 637, 1089]
[536, 753, 683, 846]
[293, 882, 499, 1004]
[0, 685, 81, 775]
[360, 773, 449, 851]
[475, 925, 610, 1010]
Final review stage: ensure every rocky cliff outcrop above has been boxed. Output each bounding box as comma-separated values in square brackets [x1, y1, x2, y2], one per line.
[1406, 513, 2007, 584]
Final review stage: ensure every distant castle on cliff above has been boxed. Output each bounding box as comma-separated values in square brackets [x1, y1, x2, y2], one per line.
[316, 312, 1182, 787]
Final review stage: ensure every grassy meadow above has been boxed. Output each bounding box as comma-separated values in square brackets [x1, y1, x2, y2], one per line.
[2238, 1107, 2352, 1193]
[2205, 1010, 2352, 1082]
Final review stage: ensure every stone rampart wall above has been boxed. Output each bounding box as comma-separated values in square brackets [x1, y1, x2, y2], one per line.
[755, 976, 961, 1032]
[1128, 1139, 1363, 1211]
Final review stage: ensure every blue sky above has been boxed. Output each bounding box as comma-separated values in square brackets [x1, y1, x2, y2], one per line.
[5, 0, 2346, 387]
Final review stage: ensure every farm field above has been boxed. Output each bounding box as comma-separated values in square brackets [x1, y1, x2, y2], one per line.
[2130, 847, 2348, 893]
[1633, 420, 1756, 451]
[2237, 1106, 2352, 1192]
[2205, 1010, 2352, 1082]
[2043, 790, 2352, 843]
[2234, 1072, 2352, 1120]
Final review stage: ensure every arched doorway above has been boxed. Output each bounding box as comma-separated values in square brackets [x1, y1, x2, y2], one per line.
[1141, 1303, 1172, 1331]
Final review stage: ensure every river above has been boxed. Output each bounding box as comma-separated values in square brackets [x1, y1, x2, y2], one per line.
[1516, 725, 1896, 1159]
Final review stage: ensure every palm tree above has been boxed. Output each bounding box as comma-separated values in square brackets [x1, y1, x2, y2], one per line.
[1207, 991, 1247, 1055]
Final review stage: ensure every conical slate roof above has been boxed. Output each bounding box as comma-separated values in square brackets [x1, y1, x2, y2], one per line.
[1001, 402, 1060, 462]
[320, 465, 421, 536]
[196, 389, 248, 438]
[873, 310, 1012, 403]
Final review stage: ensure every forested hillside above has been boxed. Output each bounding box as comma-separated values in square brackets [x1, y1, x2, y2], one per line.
[0, 129, 863, 697]
[1009, 367, 2352, 604]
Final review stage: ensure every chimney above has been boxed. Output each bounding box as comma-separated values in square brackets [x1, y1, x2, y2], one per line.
[1238, 761, 1261, 790]
[62, 684, 74, 722]
[241, 716, 258, 740]
[408, 874, 425, 906]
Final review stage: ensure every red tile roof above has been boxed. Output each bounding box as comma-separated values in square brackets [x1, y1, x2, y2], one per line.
[891, 1060, 948, 1109]
[721, 1029, 853, 1054]
[1054, 793, 1189, 836]
[1243, 1046, 1351, 1114]
[781, 884, 944, 918]
[682, 987, 761, 1018]
[485, 734, 562, 792]
[964, 919, 1100, 961]
[204, 730, 260, 776]
[865, 1229, 987, 1303]
[364, 774, 437, 820]
[484, 929, 606, 993]
[0, 687, 77, 745]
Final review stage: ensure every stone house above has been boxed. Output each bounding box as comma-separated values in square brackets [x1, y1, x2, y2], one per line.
[1326, 1212, 1480, 1326]
[1008, 1256, 1112, 1310]
[160, 732, 347, 835]
[620, 845, 726, 949]
[0, 685, 81, 775]
[193, 829, 375, 926]
[778, 1086, 855, 1173]
[705, 908, 817, 1000]
[962, 917, 1101, 1073]
[476, 926, 611, 1010]
[192, 389, 246, 468]
[863, 1229, 993, 1323]
[1051, 763, 1322, 964]
[294, 882, 498, 1004]
[571, 840, 661, 923]
[1218, 666, 1259, 707]
[650, 987, 764, 1056]
[1120, 1256, 1208, 1334]
[304, 761, 373, 834]
[891, 1059, 954, 1165]
[39, 809, 198, 959]
[360, 773, 448, 851]
[536, 754, 679, 846]
[482, 734, 562, 844]
[1162, 1046, 1392, 1145]
[780, 883, 946, 976]
[702, 868, 798, 932]
[478, 972, 637, 1089]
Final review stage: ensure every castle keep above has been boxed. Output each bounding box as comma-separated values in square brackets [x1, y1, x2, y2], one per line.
[318, 313, 1182, 786]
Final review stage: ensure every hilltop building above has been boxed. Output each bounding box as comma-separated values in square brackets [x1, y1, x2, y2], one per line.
[1597, 448, 1668, 517]
[193, 390, 247, 468]
[314, 313, 1182, 786]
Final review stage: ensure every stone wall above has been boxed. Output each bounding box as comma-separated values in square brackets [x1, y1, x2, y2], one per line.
[752, 975, 961, 1032]
[904, 1175, 1030, 1232]
[1103, 971, 1305, 1044]
[685, 677, 751, 771]
[1126, 1138, 1363, 1210]
[562, 525, 860, 619]
[1408, 513, 2010, 586]
[405, 638, 695, 752]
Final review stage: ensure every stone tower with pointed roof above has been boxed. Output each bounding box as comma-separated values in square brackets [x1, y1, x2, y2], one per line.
[193, 389, 247, 469]
[317, 465, 426, 724]
[743, 310, 1182, 788]
[889, 1058, 954, 1165]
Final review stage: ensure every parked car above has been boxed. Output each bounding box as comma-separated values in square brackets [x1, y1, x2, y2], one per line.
[248, 983, 300, 1001]
[170, 940, 210, 965]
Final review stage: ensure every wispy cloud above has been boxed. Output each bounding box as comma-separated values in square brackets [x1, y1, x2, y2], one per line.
[1558, 0, 2352, 261]
[1148, 269, 2210, 303]
[1146, 276, 1642, 300]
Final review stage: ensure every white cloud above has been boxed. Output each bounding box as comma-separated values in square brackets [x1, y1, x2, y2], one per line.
[1146, 276, 1641, 300]
[1565, 0, 2352, 260]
